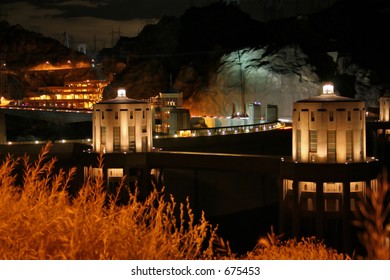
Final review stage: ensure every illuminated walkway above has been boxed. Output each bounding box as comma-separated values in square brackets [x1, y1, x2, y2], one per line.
[155, 121, 288, 138]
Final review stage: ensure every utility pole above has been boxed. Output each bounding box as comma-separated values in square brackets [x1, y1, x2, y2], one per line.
[237, 50, 247, 117]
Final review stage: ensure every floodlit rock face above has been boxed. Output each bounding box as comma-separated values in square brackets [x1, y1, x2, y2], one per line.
[185, 46, 320, 118]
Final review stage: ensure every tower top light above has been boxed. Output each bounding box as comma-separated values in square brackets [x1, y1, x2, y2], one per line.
[322, 83, 334, 95]
[117, 89, 126, 98]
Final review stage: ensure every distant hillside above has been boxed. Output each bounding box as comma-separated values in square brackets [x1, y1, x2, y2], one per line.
[97, 0, 390, 117]
[0, 21, 89, 70]
[0, 21, 93, 99]
[1, 0, 390, 117]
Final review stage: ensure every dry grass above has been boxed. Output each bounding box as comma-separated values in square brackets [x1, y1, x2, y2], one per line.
[0, 143, 229, 260]
[353, 168, 390, 259]
[0, 143, 350, 260]
[244, 227, 348, 260]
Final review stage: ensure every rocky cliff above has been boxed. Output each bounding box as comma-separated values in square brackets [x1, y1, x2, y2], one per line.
[1, 0, 390, 118]
[98, 0, 390, 117]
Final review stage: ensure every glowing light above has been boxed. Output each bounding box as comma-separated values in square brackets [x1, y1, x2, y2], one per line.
[322, 84, 334, 95]
[117, 89, 126, 98]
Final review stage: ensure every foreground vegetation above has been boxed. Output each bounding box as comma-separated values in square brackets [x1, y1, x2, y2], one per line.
[0, 143, 386, 259]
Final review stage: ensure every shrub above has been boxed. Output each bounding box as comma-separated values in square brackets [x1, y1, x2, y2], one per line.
[243, 227, 348, 260]
[0, 143, 230, 259]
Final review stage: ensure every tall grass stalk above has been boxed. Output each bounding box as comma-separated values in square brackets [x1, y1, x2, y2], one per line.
[354, 168, 390, 259]
[244, 227, 348, 260]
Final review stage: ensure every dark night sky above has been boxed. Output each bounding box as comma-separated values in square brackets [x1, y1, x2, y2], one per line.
[0, 0, 338, 52]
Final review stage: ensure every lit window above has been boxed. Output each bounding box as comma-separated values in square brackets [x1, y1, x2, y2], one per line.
[346, 130, 352, 161]
[101, 126, 106, 145]
[128, 126, 135, 151]
[327, 130, 336, 162]
[309, 130, 317, 153]
[113, 126, 120, 151]
[296, 129, 301, 161]
[107, 168, 123, 177]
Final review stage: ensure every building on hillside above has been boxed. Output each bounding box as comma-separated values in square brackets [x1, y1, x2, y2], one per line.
[265, 104, 278, 122]
[248, 102, 262, 124]
[19, 80, 109, 110]
[150, 89, 190, 135]
[168, 108, 191, 135]
[280, 83, 381, 252]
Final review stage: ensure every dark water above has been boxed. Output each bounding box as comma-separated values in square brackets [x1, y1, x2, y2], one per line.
[209, 205, 366, 257]
[5, 114, 92, 141]
[208, 203, 279, 254]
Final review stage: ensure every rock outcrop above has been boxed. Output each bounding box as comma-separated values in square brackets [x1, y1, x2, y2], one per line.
[1, 0, 390, 117]
[99, 0, 390, 117]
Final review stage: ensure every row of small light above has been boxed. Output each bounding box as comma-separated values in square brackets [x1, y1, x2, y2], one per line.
[6, 139, 92, 145]
[154, 121, 285, 139]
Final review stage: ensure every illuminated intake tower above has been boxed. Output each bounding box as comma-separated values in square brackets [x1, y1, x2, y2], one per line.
[379, 95, 390, 139]
[92, 89, 153, 153]
[280, 84, 381, 251]
[380, 95, 390, 122]
[86, 89, 153, 196]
